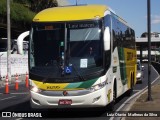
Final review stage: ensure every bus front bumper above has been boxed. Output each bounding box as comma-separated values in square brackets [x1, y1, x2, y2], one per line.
[30, 87, 110, 109]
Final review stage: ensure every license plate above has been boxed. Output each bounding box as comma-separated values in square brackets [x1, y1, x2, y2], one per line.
[58, 99, 72, 105]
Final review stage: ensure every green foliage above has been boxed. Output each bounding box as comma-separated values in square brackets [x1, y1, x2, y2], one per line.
[0, 0, 69, 29]
[0, 0, 36, 23]
[12, 0, 58, 13]
[13, 0, 30, 4]
[0, 0, 7, 16]
[29, 0, 58, 13]
[11, 2, 35, 23]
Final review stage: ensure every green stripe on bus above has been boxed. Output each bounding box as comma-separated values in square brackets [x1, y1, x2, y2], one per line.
[65, 82, 83, 89]
[118, 47, 127, 85]
[78, 78, 98, 88]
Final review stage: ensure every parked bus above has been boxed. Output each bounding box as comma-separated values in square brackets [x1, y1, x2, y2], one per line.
[29, 4, 136, 110]
[0, 35, 29, 55]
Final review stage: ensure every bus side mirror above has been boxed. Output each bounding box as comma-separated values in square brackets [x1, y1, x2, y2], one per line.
[104, 27, 110, 51]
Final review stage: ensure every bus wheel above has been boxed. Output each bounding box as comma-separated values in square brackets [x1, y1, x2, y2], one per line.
[108, 83, 116, 111]
[127, 77, 133, 96]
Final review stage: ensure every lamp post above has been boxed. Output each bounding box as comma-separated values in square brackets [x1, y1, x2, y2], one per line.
[7, 0, 11, 82]
[147, 0, 152, 101]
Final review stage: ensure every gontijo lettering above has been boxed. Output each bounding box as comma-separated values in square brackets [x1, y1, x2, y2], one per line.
[127, 52, 133, 61]
[46, 86, 60, 89]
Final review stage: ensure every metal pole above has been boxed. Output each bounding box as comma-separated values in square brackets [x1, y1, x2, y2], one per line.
[76, 0, 79, 5]
[147, 0, 152, 101]
[0, 54, 3, 80]
[7, 0, 11, 82]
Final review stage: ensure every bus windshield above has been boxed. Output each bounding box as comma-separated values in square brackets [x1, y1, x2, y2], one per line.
[29, 20, 104, 82]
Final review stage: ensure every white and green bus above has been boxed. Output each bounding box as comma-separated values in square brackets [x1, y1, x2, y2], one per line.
[29, 4, 137, 109]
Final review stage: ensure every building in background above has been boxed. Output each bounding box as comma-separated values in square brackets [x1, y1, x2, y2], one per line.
[136, 32, 160, 62]
[141, 32, 160, 38]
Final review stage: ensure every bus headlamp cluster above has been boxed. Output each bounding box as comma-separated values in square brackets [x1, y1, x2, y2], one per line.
[87, 81, 106, 92]
[30, 86, 42, 93]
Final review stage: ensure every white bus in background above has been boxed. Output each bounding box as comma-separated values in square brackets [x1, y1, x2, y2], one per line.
[0, 31, 29, 55]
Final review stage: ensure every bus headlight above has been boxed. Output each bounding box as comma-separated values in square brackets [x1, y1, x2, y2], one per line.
[87, 81, 106, 92]
[30, 86, 42, 93]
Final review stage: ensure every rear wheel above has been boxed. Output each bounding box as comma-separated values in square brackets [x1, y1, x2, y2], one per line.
[139, 79, 143, 84]
[127, 73, 134, 96]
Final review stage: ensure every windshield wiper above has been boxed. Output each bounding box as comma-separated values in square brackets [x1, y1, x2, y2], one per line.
[72, 65, 85, 81]
[42, 59, 62, 83]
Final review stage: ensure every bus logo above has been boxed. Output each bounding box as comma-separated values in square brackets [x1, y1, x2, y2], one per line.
[63, 91, 68, 96]
[46, 86, 60, 89]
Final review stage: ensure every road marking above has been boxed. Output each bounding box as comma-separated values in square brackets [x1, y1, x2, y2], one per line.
[109, 66, 160, 120]
[0, 96, 16, 101]
[152, 65, 159, 76]
[133, 90, 141, 92]
[10, 92, 29, 95]
[117, 66, 160, 111]
[116, 73, 160, 112]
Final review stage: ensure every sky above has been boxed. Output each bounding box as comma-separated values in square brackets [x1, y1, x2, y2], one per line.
[66, 0, 160, 37]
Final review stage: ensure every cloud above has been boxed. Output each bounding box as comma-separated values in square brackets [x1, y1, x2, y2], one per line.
[152, 15, 160, 24]
[145, 15, 160, 24]
[152, 20, 160, 24]
[57, 0, 69, 6]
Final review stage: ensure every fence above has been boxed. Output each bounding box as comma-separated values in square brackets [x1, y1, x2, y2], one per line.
[0, 54, 28, 80]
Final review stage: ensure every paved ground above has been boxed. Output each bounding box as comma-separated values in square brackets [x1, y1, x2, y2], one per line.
[124, 77, 160, 120]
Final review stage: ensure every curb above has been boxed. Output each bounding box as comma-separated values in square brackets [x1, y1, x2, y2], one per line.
[121, 75, 160, 120]
[109, 74, 160, 120]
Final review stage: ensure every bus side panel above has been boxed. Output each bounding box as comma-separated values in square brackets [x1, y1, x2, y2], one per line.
[120, 48, 136, 89]
[111, 12, 136, 96]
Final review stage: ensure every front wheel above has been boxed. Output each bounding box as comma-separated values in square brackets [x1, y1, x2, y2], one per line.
[108, 84, 116, 111]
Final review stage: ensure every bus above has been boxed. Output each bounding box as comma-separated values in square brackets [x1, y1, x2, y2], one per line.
[29, 4, 137, 109]
[0, 38, 15, 55]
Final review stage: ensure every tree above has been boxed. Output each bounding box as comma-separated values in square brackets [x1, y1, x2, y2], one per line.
[0, 0, 66, 38]
[31, 0, 58, 12]
[13, 0, 58, 13]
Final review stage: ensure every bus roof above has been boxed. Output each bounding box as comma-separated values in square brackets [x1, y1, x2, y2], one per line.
[33, 5, 108, 22]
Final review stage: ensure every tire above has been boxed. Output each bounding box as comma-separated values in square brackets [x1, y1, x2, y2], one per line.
[140, 79, 143, 84]
[108, 83, 116, 111]
[127, 77, 133, 96]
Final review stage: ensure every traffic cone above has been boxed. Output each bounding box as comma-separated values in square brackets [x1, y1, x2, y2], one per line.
[15, 73, 19, 90]
[5, 74, 9, 94]
[25, 72, 29, 88]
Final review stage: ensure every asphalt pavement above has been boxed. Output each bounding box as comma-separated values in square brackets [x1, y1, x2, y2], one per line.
[124, 76, 160, 120]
